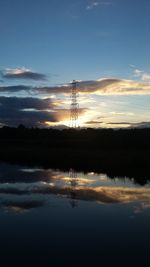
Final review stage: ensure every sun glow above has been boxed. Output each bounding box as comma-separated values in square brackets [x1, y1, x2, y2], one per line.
[45, 109, 104, 128]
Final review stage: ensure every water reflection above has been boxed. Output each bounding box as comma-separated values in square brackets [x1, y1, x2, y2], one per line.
[0, 162, 149, 214]
[0, 163, 149, 266]
[2, 200, 45, 214]
[69, 168, 78, 208]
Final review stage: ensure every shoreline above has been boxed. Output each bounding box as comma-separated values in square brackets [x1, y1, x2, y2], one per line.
[0, 128, 150, 184]
[0, 145, 149, 184]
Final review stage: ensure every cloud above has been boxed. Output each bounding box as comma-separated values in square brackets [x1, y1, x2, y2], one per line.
[1, 78, 150, 96]
[136, 70, 150, 81]
[1, 67, 47, 81]
[85, 120, 103, 125]
[107, 122, 131, 125]
[0, 168, 149, 208]
[0, 96, 87, 127]
[129, 64, 136, 68]
[91, 79, 150, 95]
[0, 96, 55, 110]
[86, 1, 111, 10]
[0, 96, 58, 127]
[106, 122, 132, 128]
[134, 202, 150, 214]
[133, 69, 144, 77]
[35, 84, 71, 95]
[86, 1, 99, 10]
[36, 79, 150, 96]
[130, 121, 150, 129]
[1, 200, 45, 213]
[0, 85, 32, 93]
[0, 163, 54, 184]
[110, 112, 134, 116]
[107, 121, 150, 129]
[142, 73, 150, 81]
[130, 65, 150, 81]
[0, 183, 150, 204]
[0, 109, 57, 128]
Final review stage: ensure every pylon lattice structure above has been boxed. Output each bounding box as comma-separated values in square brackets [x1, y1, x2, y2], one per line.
[70, 80, 79, 128]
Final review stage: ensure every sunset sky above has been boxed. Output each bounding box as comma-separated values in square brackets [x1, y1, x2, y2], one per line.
[0, 0, 150, 128]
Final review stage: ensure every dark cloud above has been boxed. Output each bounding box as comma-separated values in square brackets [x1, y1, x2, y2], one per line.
[27, 78, 150, 95]
[0, 163, 53, 184]
[107, 121, 150, 128]
[0, 96, 79, 127]
[0, 108, 57, 128]
[130, 121, 150, 128]
[85, 120, 103, 125]
[35, 85, 70, 94]
[1, 78, 150, 95]
[0, 84, 64, 94]
[0, 96, 54, 110]
[0, 184, 150, 204]
[107, 122, 131, 125]
[1, 200, 45, 213]
[0, 187, 29, 195]
[35, 78, 142, 95]
[0, 85, 31, 93]
[2, 68, 47, 81]
[0, 96, 58, 127]
[35, 79, 119, 94]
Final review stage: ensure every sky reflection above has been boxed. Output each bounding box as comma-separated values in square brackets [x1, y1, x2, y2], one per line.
[0, 163, 149, 214]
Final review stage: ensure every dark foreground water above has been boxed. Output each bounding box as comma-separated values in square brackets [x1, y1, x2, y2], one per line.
[0, 162, 150, 266]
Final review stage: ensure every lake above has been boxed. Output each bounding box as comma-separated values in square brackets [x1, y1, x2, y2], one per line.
[0, 162, 149, 266]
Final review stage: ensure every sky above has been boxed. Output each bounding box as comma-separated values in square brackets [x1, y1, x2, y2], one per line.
[0, 0, 150, 128]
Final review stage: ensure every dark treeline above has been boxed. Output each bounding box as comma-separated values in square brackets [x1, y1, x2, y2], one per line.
[1, 125, 150, 149]
[0, 126, 150, 184]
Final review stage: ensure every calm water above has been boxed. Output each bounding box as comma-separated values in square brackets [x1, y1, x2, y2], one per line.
[0, 162, 150, 266]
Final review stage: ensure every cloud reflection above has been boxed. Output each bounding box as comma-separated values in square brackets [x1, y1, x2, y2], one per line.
[0, 183, 150, 205]
[0, 165, 149, 214]
[1, 199, 45, 214]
